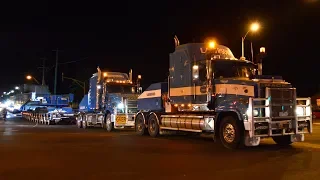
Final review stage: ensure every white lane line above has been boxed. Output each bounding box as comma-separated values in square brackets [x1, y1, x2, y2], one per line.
[32, 122, 38, 128]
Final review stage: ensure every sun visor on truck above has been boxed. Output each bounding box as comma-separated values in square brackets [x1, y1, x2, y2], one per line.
[170, 43, 236, 63]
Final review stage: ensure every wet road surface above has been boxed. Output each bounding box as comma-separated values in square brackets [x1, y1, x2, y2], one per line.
[1, 117, 320, 180]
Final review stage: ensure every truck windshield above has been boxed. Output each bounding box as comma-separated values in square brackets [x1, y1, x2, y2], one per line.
[213, 60, 255, 79]
[106, 84, 135, 93]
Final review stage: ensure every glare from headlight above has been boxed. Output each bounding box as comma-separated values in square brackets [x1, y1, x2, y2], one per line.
[296, 107, 304, 116]
[117, 103, 124, 109]
[246, 109, 259, 117]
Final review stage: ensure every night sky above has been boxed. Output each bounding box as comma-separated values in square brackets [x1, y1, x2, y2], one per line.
[0, 0, 319, 101]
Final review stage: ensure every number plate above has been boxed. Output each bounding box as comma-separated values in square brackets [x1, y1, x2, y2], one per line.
[279, 111, 288, 117]
[116, 115, 127, 125]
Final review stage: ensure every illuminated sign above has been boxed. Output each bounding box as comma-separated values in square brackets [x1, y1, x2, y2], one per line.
[199, 45, 235, 59]
[260, 83, 292, 88]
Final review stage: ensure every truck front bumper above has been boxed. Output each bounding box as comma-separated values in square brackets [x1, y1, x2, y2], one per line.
[245, 97, 312, 139]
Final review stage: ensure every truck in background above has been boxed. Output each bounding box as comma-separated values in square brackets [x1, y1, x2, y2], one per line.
[134, 37, 312, 149]
[21, 94, 75, 124]
[76, 67, 141, 131]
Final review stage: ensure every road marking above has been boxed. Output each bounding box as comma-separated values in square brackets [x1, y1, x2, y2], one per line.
[32, 122, 38, 127]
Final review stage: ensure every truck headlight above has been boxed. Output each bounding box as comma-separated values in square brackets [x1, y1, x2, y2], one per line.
[296, 107, 304, 116]
[117, 103, 124, 109]
[246, 109, 259, 117]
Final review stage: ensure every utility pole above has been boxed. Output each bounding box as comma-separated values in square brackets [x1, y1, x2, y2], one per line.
[38, 58, 47, 86]
[40, 58, 46, 85]
[53, 48, 59, 95]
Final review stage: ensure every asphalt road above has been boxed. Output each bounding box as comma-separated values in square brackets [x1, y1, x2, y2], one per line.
[1, 117, 320, 180]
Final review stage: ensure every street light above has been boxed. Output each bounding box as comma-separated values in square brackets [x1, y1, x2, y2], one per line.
[208, 41, 216, 49]
[241, 22, 260, 60]
[26, 75, 40, 84]
[15, 86, 19, 90]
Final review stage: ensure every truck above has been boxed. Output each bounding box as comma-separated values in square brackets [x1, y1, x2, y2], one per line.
[134, 37, 312, 149]
[76, 67, 141, 131]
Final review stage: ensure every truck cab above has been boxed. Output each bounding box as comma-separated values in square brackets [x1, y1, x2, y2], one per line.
[77, 68, 141, 131]
[135, 41, 312, 149]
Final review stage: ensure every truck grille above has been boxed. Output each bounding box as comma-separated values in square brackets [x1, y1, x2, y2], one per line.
[269, 88, 296, 119]
[127, 100, 138, 113]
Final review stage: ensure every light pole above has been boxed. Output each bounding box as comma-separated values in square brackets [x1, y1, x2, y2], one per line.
[241, 22, 260, 60]
[26, 75, 40, 85]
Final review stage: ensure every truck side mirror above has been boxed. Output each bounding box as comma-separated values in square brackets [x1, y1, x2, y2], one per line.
[192, 65, 199, 80]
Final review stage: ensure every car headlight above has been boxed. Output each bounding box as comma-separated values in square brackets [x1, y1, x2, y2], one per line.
[117, 103, 124, 109]
[296, 107, 304, 116]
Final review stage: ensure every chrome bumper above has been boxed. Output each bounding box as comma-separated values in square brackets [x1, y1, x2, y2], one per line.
[245, 96, 312, 138]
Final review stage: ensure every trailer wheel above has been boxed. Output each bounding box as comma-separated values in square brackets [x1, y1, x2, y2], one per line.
[272, 136, 293, 146]
[105, 114, 113, 132]
[148, 114, 159, 137]
[219, 116, 244, 149]
[135, 114, 147, 136]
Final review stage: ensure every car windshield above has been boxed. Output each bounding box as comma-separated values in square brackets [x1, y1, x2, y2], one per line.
[213, 60, 255, 79]
[106, 84, 135, 93]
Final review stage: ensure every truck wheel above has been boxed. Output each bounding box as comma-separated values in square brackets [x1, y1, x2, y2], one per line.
[219, 116, 244, 149]
[135, 114, 147, 136]
[148, 114, 159, 137]
[105, 114, 113, 132]
[272, 136, 293, 146]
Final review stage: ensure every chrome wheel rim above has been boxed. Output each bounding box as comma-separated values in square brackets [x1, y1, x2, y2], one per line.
[149, 120, 155, 132]
[137, 119, 143, 131]
[223, 123, 236, 143]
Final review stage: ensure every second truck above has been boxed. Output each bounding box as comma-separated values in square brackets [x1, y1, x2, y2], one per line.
[76, 67, 141, 131]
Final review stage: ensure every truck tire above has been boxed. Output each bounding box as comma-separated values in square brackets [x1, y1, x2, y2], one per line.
[148, 114, 159, 137]
[105, 114, 113, 132]
[272, 136, 293, 146]
[219, 116, 244, 149]
[135, 114, 148, 136]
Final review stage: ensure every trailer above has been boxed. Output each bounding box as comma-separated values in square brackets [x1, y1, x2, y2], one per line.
[134, 38, 312, 149]
[75, 68, 141, 131]
[21, 94, 75, 125]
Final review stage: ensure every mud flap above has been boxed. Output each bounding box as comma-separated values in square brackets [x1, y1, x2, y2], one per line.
[291, 134, 305, 142]
[244, 131, 260, 146]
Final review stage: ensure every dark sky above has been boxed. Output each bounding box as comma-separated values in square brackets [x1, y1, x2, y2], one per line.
[0, 0, 319, 100]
